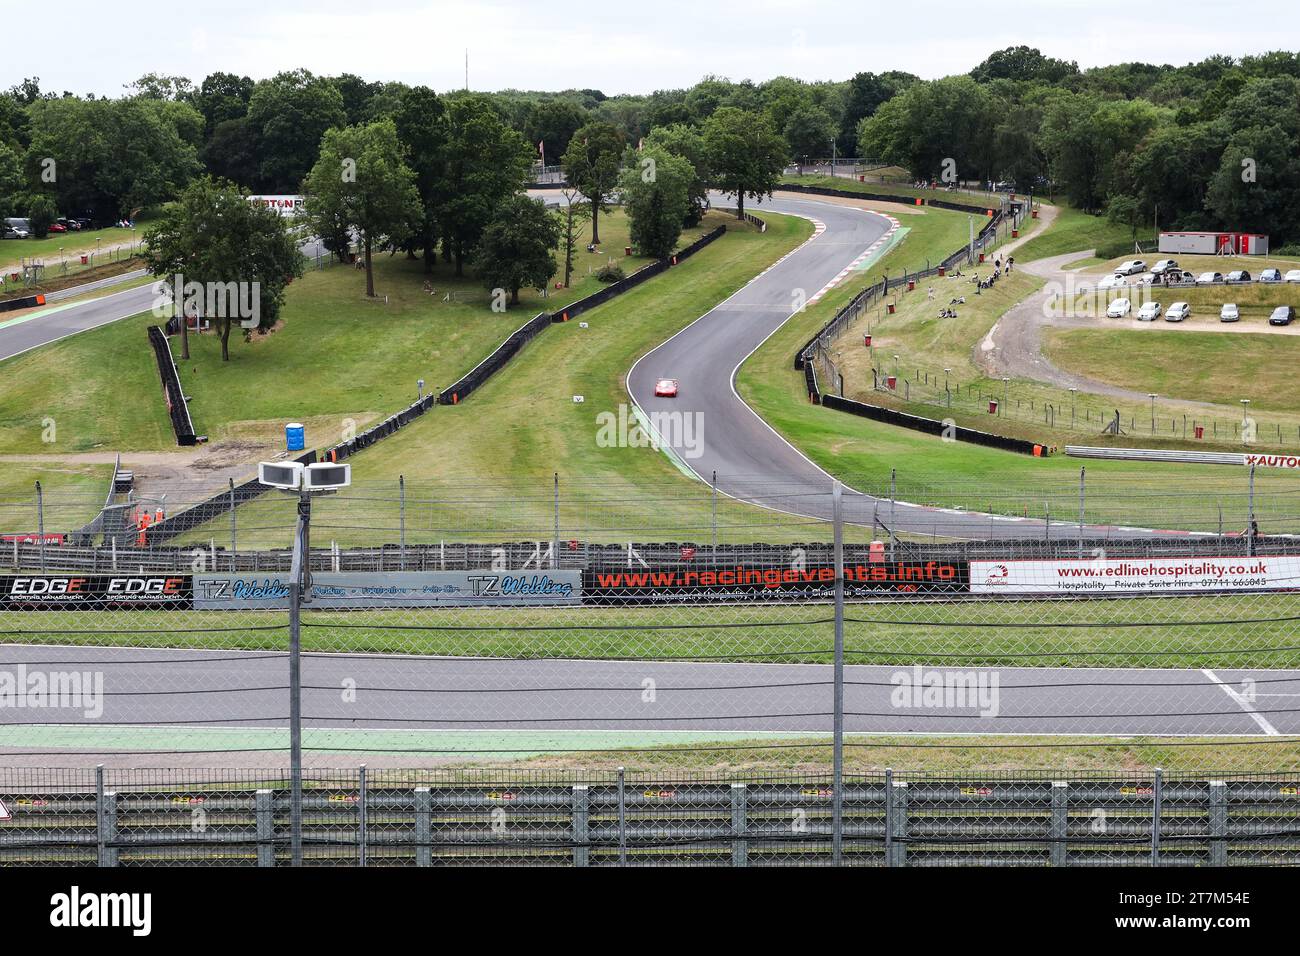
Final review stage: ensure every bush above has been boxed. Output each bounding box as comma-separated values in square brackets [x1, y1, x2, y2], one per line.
[26, 194, 58, 239]
[595, 263, 625, 283]
[1272, 244, 1300, 257]
[1094, 232, 1158, 260]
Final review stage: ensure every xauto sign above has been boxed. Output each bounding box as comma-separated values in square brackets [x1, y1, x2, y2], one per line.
[0, 575, 192, 609]
[1245, 454, 1300, 470]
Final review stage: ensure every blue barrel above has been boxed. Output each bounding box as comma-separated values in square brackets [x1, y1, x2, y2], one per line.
[285, 422, 305, 451]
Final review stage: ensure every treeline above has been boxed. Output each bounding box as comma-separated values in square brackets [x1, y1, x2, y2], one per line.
[3, 46, 1299, 243]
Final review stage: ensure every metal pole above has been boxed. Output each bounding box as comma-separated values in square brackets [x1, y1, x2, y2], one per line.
[1151, 768, 1163, 867]
[229, 478, 237, 570]
[832, 480, 845, 865]
[289, 488, 310, 867]
[1242, 465, 1253, 561]
[617, 766, 627, 867]
[1078, 467, 1085, 560]
[399, 475, 406, 570]
[711, 470, 718, 559]
[889, 469, 897, 560]
[553, 473, 561, 570]
[358, 764, 368, 868]
[35, 481, 45, 572]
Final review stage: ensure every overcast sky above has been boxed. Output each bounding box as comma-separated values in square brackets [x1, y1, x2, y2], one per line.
[14, 0, 1300, 98]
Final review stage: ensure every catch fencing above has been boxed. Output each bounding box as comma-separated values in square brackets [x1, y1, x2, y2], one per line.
[2, 768, 1296, 867]
[2, 477, 1300, 868]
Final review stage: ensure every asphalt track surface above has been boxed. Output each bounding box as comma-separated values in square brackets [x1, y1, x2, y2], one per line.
[0, 645, 1291, 748]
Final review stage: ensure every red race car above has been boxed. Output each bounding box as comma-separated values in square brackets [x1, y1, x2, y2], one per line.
[654, 378, 678, 397]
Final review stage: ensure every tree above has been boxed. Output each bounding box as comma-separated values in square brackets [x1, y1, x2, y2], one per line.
[195, 72, 254, 137]
[644, 123, 710, 225]
[26, 96, 201, 220]
[246, 70, 346, 192]
[838, 71, 917, 155]
[703, 107, 787, 219]
[856, 76, 997, 185]
[784, 105, 837, 173]
[392, 86, 448, 273]
[970, 46, 1078, 84]
[301, 119, 419, 298]
[438, 95, 534, 276]
[525, 99, 588, 164]
[26, 194, 57, 238]
[143, 177, 302, 362]
[619, 145, 693, 258]
[0, 142, 23, 222]
[1105, 193, 1143, 242]
[561, 120, 624, 244]
[201, 117, 259, 188]
[558, 187, 590, 287]
[474, 194, 560, 306]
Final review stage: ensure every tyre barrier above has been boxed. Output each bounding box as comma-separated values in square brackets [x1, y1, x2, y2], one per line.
[821, 393, 1041, 455]
[0, 292, 45, 313]
[146, 325, 198, 446]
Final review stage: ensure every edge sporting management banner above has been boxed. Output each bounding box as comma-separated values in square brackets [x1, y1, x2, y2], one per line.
[0, 574, 192, 609]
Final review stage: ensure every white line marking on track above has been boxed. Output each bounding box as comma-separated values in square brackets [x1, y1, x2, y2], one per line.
[1201, 668, 1279, 735]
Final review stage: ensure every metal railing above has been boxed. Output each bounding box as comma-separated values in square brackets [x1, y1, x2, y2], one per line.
[2, 768, 1295, 867]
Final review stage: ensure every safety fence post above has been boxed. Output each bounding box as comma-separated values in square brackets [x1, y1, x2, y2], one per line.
[255, 788, 275, 867]
[414, 787, 433, 867]
[1152, 768, 1163, 867]
[358, 765, 368, 867]
[731, 783, 748, 868]
[1050, 781, 1068, 866]
[1208, 781, 1228, 866]
[572, 785, 590, 868]
[832, 480, 845, 865]
[96, 766, 118, 868]
[887, 777, 908, 867]
[617, 767, 628, 866]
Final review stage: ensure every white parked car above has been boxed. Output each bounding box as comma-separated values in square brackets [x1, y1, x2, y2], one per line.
[1285, 269, 1300, 283]
[1150, 259, 1179, 276]
[1260, 268, 1283, 283]
[1166, 302, 1191, 322]
[1137, 301, 1162, 321]
[1114, 259, 1146, 276]
[1106, 297, 1132, 318]
[1097, 274, 1128, 290]
[1196, 271, 1224, 285]
[1220, 303, 1240, 323]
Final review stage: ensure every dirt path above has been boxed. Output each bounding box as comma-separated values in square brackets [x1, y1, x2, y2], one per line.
[1, 441, 270, 505]
[974, 239, 1230, 412]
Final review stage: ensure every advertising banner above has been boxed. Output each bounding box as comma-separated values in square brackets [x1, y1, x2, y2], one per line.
[584, 561, 969, 604]
[0, 574, 192, 609]
[193, 571, 582, 609]
[969, 557, 1300, 595]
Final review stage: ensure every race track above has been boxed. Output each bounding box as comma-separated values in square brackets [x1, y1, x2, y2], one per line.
[0, 645, 1288, 766]
[629, 193, 1178, 541]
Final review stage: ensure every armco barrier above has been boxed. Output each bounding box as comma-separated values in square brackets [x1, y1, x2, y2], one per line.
[440, 224, 727, 406]
[1, 770, 1289, 867]
[146, 325, 198, 446]
[821, 393, 1042, 455]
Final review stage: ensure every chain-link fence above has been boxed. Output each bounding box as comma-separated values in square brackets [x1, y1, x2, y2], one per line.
[2, 478, 1300, 865]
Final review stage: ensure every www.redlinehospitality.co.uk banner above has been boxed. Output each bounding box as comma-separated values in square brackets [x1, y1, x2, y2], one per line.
[970, 557, 1300, 594]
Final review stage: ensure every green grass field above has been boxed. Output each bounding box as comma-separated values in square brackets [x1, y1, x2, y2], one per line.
[1045, 327, 1300, 415]
[4, 591, 1295, 670]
